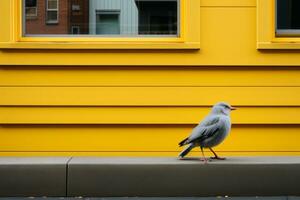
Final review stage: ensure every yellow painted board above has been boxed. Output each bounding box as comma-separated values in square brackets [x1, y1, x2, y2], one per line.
[1, 87, 300, 106]
[257, 43, 300, 49]
[1, 151, 300, 157]
[0, 124, 300, 154]
[0, 43, 201, 50]
[1, 67, 300, 87]
[201, 0, 256, 7]
[1, 106, 300, 125]
[0, 0, 11, 43]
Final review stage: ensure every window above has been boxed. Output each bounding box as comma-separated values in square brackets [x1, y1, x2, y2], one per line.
[96, 11, 121, 35]
[0, 0, 200, 49]
[25, 0, 37, 18]
[24, 0, 179, 37]
[71, 26, 80, 34]
[257, 0, 300, 49]
[72, 5, 81, 11]
[276, 0, 300, 36]
[46, 0, 59, 24]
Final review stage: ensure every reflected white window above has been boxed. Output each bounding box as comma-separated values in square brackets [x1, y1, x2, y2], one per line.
[25, 0, 37, 18]
[46, 0, 59, 24]
[71, 26, 80, 34]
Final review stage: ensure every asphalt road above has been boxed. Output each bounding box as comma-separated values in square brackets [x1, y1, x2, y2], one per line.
[0, 197, 299, 200]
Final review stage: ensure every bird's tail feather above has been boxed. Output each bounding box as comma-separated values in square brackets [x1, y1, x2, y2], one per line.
[179, 138, 189, 147]
[179, 143, 194, 158]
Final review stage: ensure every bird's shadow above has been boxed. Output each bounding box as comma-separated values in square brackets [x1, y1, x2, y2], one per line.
[178, 157, 202, 161]
[178, 157, 230, 162]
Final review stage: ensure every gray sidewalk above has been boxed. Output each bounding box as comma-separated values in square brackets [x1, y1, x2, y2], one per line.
[1, 157, 300, 197]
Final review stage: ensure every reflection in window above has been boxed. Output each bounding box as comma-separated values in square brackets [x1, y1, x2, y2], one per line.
[96, 11, 120, 35]
[71, 26, 80, 34]
[46, 0, 59, 24]
[25, 0, 37, 18]
[137, 1, 177, 35]
[276, 0, 300, 36]
[23, 0, 179, 37]
[70, 0, 89, 34]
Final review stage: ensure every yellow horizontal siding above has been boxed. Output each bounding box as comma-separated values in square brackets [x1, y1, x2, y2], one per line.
[1, 67, 300, 155]
[1, 87, 300, 106]
[0, 67, 300, 87]
[0, 124, 300, 156]
[200, 0, 256, 7]
[1, 106, 300, 125]
[0, 0, 299, 156]
[1, 151, 300, 157]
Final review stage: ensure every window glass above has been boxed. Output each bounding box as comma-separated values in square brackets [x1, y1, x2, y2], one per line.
[96, 12, 120, 35]
[25, 0, 37, 18]
[23, 0, 179, 37]
[137, 1, 177, 35]
[26, 0, 37, 7]
[47, 11, 58, 23]
[276, 0, 300, 36]
[71, 26, 80, 34]
[48, 0, 59, 10]
[45, 0, 59, 24]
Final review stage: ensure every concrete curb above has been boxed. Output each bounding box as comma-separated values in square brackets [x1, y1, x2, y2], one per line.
[1, 157, 300, 197]
[0, 157, 70, 197]
[67, 157, 300, 197]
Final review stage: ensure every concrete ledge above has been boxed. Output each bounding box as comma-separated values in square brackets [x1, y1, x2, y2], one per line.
[0, 157, 300, 197]
[68, 157, 300, 197]
[0, 157, 70, 197]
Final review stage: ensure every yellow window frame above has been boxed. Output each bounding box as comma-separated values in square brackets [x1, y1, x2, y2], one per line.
[257, 0, 300, 49]
[0, 0, 200, 49]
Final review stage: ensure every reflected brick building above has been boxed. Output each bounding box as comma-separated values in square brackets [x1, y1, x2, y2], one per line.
[25, 0, 89, 35]
[69, 0, 90, 34]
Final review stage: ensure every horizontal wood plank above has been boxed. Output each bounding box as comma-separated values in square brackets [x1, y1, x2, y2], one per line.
[1, 67, 300, 87]
[1, 87, 300, 106]
[1, 106, 300, 124]
[201, 0, 255, 7]
[0, 124, 299, 154]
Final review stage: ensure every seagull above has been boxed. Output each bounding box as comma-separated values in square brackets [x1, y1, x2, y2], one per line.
[178, 102, 236, 162]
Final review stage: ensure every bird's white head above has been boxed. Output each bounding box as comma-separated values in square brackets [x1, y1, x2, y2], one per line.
[211, 102, 236, 116]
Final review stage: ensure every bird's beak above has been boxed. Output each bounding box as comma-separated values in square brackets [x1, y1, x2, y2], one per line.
[230, 107, 237, 111]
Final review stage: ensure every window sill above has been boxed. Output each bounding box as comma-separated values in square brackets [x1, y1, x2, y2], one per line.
[26, 16, 38, 19]
[0, 0, 200, 50]
[257, 42, 300, 49]
[0, 41, 200, 49]
[46, 22, 59, 25]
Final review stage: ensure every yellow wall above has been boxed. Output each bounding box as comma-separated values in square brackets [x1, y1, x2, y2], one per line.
[0, 0, 300, 156]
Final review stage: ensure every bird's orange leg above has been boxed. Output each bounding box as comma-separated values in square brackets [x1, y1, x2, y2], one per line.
[209, 147, 226, 160]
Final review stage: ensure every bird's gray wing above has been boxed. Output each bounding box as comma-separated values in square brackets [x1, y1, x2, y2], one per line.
[186, 115, 221, 144]
[199, 114, 220, 126]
